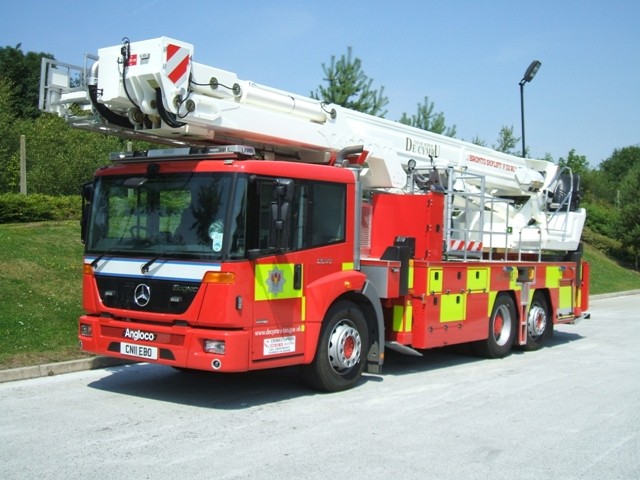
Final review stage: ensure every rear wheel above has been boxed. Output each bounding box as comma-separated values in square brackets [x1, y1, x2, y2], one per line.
[474, 293, 516, 358]
[304, 301, 369, 392]
[523, 292, 551, 351]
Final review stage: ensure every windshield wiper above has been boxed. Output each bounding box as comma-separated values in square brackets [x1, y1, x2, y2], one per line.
[90, 254, 105, 269]
[90, 248, 118, 268]
[140, 249, 192, 274]
[141, 255, 159, 274]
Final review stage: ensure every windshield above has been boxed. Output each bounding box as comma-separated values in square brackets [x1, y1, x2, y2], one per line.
[86, 172, 247, 260]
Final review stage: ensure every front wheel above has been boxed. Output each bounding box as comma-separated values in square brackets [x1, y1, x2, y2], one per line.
[303, 301, 369, 392]
[473, 293, 516, 358]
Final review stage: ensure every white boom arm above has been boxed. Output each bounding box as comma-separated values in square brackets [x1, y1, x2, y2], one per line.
[40, 36, 585, 254]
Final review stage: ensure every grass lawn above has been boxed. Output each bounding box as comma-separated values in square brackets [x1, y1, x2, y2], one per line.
[0, 221, 92, 369]
[583, 243, 640, 295]
[0, 221, 638, 370]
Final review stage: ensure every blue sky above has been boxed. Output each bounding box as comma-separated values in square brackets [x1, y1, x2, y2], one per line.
[2, 0, 638, 166]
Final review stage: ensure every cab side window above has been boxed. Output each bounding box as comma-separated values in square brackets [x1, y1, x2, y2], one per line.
[307, 182, 345, 247]
[247, 178, 346, 253]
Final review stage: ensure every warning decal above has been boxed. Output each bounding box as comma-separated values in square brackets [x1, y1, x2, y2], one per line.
[166, 43, 190, 85]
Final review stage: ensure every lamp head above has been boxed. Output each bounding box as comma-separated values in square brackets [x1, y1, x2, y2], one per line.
[521, 60, 542, 84]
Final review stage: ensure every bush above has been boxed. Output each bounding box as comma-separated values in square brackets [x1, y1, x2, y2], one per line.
[582, 226, 635, 268]
[583, 201, 620, 238]
[0, 193, 80, 223]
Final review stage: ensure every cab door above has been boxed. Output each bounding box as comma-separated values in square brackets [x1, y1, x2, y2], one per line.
[248, 177, 348, 363]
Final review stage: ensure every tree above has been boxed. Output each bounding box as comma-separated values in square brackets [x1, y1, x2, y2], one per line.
[0, 78, 21, 192]
[492, 125, 520, 155]
[312, 47, 388, 117]
[590, 146, 640, 205]
[618, 163, 640, 269]
[583, 146, 640, 268]
[22, 114, 155, 196]
[583, 199, 621, 238]
[0, 44, 53, 119]
[399, 96, 457, 137]
[599, 146, 640, 183]
[558, 149, 589, 176]
[471, 136, 487, 147]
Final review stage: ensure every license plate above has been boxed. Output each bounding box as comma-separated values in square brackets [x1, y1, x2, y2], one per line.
[120, 342, 158, 360]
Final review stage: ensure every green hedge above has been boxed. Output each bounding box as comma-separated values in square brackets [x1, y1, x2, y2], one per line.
[582, 226, 634, 267]
[0, 193, 81, 223]
[581, 227, 620, 256]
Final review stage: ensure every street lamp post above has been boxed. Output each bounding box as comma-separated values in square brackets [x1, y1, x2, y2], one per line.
[519, 60, 541, 158]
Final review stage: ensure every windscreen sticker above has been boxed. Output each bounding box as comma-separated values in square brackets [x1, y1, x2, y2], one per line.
[209, 221, 224, 252]
[211, 232, 223, 252]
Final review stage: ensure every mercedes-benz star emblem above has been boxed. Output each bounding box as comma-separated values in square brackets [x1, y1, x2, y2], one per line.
[134, 284, 151, 307]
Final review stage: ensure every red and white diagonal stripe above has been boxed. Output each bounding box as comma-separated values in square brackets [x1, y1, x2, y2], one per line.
[449, 240, 483, 252]
[165, 43, 190, 85]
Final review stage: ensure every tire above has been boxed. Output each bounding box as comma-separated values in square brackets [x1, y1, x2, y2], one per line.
[304, 301, 369, 392]
[474, 293, 516, 358]
[522, 292, 552, 351]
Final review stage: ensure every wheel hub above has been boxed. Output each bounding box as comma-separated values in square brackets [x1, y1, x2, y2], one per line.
[493, 305, 513, 346]
[328, 322, 362, 374]
[494, 316, 504, 338]
[528, 305, 547, 337]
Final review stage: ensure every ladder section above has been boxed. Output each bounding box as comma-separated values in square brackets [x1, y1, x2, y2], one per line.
[444, 168, 486, 260]
[443, 167, 547, 261]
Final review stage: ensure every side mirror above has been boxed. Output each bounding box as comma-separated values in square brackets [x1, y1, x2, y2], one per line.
[80, 182, 94, 243]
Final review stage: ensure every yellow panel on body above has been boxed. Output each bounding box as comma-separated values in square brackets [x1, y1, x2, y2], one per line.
[254, 263, 303, 301]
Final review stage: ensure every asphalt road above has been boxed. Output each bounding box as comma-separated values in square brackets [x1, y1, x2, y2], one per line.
[1, 294, 639, 480]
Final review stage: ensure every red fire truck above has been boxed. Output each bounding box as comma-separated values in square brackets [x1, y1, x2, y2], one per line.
[40, 37, 589, 391]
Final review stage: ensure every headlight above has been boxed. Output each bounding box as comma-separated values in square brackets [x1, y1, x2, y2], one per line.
[204, 339, 225, 354]
[80, 324, 92, 337]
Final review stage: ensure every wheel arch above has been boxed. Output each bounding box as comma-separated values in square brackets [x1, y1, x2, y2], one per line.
[491, 289, 521, 325]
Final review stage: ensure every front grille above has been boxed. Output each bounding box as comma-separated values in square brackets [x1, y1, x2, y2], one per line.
[96, 275, 200, 314]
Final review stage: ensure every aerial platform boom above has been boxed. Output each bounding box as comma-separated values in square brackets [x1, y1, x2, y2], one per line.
[40, 36, 585, 254]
